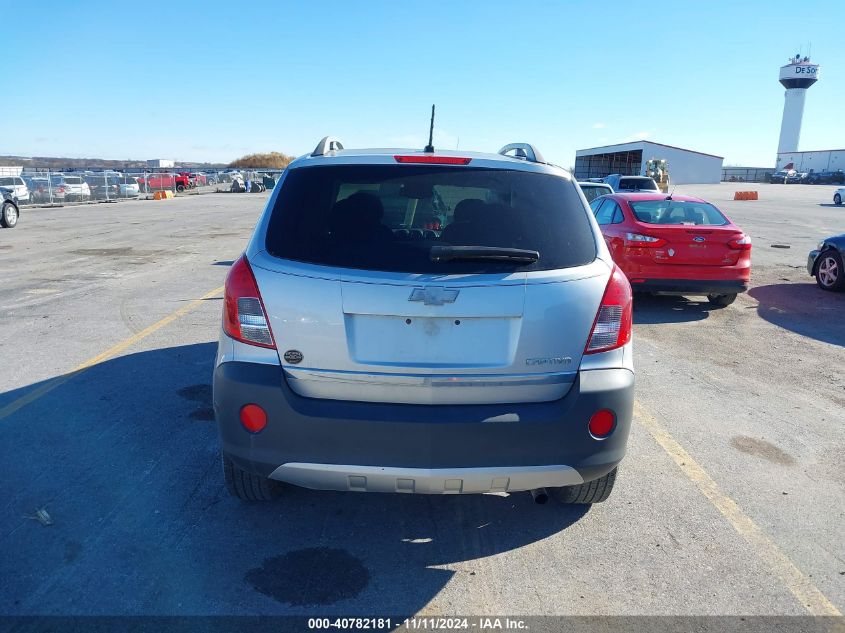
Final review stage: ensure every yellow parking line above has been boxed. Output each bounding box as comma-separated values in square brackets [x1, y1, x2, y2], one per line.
[0, 286, 224, 422]
[634, 401, 842, 617]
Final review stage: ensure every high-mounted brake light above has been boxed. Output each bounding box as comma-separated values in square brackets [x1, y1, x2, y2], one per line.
[585, 265, 633, 355]
[727, 234, 752, 250]
[223, 255, 276, 349]
[624, 232, 666, 248]
[394, 155, 472, 165]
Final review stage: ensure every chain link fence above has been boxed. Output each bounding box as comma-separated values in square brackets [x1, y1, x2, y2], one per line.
[721, 167, 774, 183]
[6, 167, 285, 206]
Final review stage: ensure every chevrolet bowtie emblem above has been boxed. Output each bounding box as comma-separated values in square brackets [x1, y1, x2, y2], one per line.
[408, 287, 460, 305]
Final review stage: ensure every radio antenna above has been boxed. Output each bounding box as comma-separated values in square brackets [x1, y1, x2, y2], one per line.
[424, 104, 435, 153]
[666, 184, 677, 200]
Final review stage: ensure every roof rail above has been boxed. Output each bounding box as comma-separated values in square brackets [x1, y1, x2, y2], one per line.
[498, 143, 545, 164]
[312, 136, 345, 157]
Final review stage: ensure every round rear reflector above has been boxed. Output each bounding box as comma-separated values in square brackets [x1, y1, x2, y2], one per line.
[588, 410, 615, 438]
[240, 404, 267, 433]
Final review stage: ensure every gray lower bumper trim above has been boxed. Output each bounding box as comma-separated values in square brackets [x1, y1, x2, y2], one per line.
[269, 462, 584, 494]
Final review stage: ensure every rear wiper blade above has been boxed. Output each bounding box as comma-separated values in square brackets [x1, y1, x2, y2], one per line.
[430, 245, 539, 264]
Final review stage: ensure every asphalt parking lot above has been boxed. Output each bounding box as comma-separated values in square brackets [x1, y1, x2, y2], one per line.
[0, 184, 843, 619]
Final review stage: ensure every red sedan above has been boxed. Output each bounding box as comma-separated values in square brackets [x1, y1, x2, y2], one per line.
[589, 193, 751, 306]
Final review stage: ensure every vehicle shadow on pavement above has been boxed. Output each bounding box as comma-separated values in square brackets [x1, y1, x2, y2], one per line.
[0, 342, 589, 616]
[817, 204, 842, 208]
[632, 293, 715, 324]
[749, 283, 845, 347]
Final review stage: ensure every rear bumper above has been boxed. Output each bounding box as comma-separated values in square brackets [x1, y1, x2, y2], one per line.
[270, 463, 584, 493]
[213, 361, 634, 493]
[807, 250, 821, 276]
[631, 278, 748, 295]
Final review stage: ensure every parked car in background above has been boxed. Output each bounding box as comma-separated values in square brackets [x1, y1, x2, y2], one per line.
[215, 140, 634, 505]
[787, 171, 807, 184]
[834, 187, 844, 205]
[0, 176, 30, 204]
[188, 172, 207, 186]
[578, 181, 614, 202]
[203, 172, 219, 185]
[806, 170, 845, 185]
[589, 192, 751, 306]
[217, 170, 242, 183]
[602, 174, 659, 193]
[49, 175, 91, 202]
[26, 177, 53, 203]
[83, 174, 121, 200]
[807, 233, 845, 291]
[770, 170, 796, 184]
[1, 187, 20, 228]
[139, 172, 192, 192]
[118, 176, 140, 198]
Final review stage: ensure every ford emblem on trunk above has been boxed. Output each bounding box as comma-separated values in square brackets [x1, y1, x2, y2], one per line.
[283, 350, 303, 364]
[408, 287, 459, 306]
[693, 236, 705, 242]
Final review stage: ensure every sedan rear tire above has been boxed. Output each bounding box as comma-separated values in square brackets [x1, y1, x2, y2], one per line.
[222, 454, 283, 501]
[549, 467, 617, 504]
[707, 293, 737, 306]
[1, 202, 18, 228]
[835, 194, 842, 205]
[815, 249, 845, 291]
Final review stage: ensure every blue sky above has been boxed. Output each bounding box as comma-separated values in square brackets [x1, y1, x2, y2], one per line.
[3, 1, 844, 167]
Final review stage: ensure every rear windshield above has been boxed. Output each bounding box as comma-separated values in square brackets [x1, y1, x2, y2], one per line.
[0, 177, 17, 186]
[265, 165, 596, 273]
[618, 177, 658, 191]
[629, 200, 729, 226]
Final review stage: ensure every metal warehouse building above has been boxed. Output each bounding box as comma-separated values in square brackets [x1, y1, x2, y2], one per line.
[574, 141, 724, 185]
[776, 148, 845, 173]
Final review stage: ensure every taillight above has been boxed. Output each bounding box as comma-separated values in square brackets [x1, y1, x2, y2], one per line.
[394, 155, 472, 165]
[727, 234, 752, 250]
[585, 265, 633, 354]
[624, 232, 666, 248]
[223, 255, 276, 348]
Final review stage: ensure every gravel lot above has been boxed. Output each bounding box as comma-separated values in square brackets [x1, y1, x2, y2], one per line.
[0, 183, 842, 620]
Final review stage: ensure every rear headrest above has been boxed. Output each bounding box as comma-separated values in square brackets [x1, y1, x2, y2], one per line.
[453, 199, 486, 223]
[330, 192, 385, 232]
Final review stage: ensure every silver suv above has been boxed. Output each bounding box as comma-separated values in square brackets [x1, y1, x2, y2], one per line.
[214, 139, 634, 505]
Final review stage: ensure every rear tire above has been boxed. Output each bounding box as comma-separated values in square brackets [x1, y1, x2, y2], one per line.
[176, 184, 185, 193]
[835, 194, 842, 205]
[1, 202, 18, 228]
[550, 467, 617, 504]
[815, 249, 845, 291]
[707, 293, 737, 306]
[222, 454, 283, 501]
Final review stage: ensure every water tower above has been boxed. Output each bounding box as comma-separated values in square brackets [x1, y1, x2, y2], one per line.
[777, 54, 820, 155]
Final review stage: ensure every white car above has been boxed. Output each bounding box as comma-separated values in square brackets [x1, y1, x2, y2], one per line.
[0, 176, 30, 204]
[577, 181, 614, 203]
[50, 175, 91, 202]
[118, 176, 140, 198]
[834, 188, 844, 205]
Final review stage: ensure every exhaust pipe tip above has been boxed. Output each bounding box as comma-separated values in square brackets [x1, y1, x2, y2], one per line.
[530, 488, 549, 505]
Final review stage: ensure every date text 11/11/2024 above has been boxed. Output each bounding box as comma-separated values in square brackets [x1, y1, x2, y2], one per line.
[307, 617, 529, 630]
